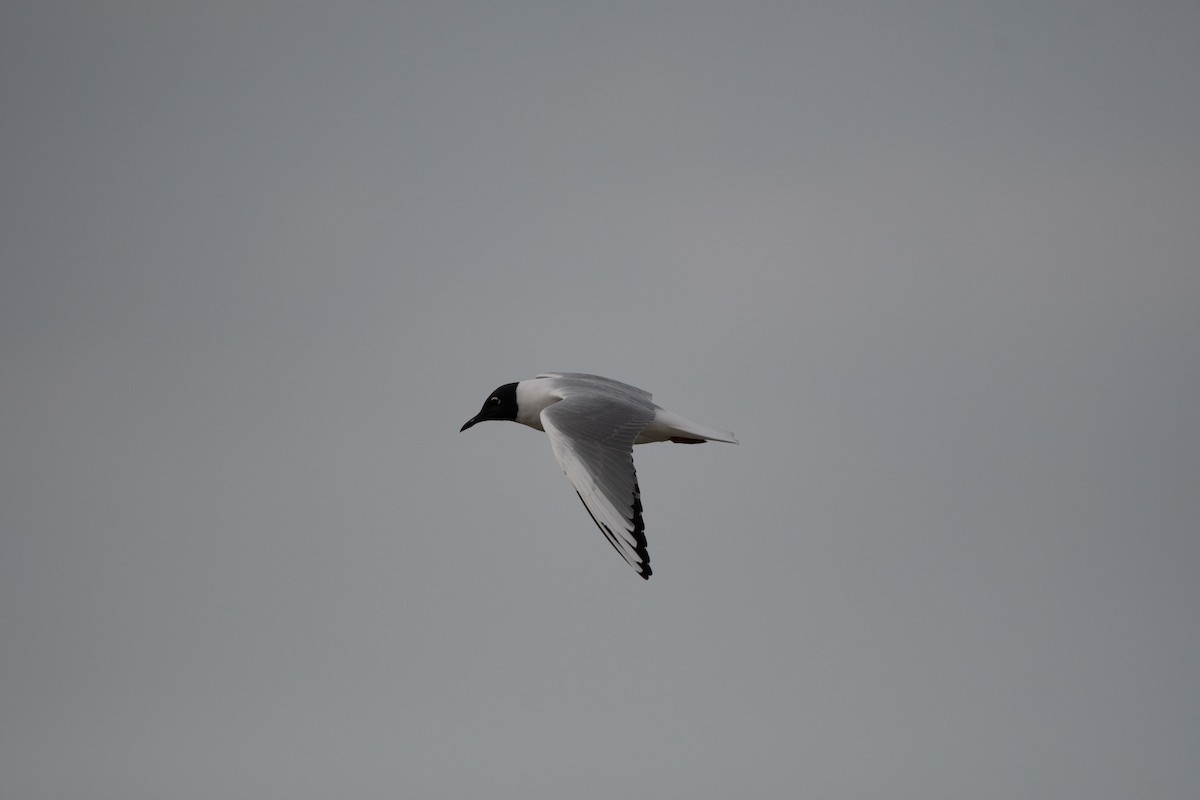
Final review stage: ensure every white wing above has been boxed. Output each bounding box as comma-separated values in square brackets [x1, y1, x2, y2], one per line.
[540, 394, 655, 579]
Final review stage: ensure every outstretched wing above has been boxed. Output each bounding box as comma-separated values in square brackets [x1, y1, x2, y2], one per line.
[540, 395, 655, 579]
[535, 373, 653, 402]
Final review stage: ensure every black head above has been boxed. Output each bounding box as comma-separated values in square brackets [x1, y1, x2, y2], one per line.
[460, 382, 519, 431]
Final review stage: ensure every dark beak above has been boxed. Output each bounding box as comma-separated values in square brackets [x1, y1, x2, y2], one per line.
[460, 416, 478, 432]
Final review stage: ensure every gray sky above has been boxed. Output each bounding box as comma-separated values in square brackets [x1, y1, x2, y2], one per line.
[2, 2, 1198, 797]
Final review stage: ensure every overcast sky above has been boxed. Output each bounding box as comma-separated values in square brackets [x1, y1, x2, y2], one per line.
[2, 2, 1198, 798]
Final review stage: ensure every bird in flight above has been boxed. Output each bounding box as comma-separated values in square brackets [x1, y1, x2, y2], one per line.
[460, 373, 737, 579]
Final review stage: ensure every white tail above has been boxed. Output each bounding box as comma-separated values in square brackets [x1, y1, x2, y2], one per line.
[635, 409, 738, 445]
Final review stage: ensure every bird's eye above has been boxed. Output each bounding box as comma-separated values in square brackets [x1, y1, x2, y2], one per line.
[489, 397, 499, 405]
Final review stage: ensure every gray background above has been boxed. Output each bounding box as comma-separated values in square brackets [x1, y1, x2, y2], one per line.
[2, 2, 1197, 797]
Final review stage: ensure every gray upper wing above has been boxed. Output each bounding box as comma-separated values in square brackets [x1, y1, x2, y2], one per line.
[540, 394, 655, 578]
[535, 373, 654, 403]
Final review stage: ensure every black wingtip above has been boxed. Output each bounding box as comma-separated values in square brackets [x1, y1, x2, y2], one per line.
[576, 486, 652, 579]
[630, 482, 649, 578]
